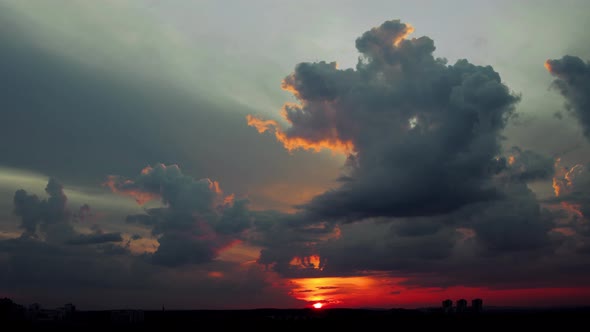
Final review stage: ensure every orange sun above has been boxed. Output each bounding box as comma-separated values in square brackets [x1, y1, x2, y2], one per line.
[312, 303, 323, 309]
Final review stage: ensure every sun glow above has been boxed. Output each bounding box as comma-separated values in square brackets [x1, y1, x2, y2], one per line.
[312, 303, 323, 309]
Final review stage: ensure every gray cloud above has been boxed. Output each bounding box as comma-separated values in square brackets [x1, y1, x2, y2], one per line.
[13, 178, 75, 242]
[462, 182, 555, 254]
[108, 164, 251, 267]
[1, 178, 301, 309]
[252, 19, 520, 222]
[546, 55, 590, 138]
[245, 24, 586, 288]
[66, 232, 123, 246]
[499, 146, 555, 182]
[11, 178, 128, 248]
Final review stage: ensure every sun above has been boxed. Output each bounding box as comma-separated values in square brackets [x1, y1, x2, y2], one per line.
[313, 303, 323, 309]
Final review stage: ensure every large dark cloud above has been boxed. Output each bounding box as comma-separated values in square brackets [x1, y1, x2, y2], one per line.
[546, 55, 590, 138]
[245, 22, 590, 290]
[66, 232, 123, 246]
[545, 55, 590, 253]
[250, 19, 520, 222]
[253, 179, 561, 285]
[500, 146, 555, 182]
[107, 164, 251, 266]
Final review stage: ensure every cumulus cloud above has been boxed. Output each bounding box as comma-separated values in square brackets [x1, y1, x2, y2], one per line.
[544, 57, 590, 252]
[249, 19, 520, 222]
[245, 21, 581, 289]
[257, 180, 558, 282]
[0, 174, 300, 309]
[10, 178, 128, 248]
[546, 55, 590, 138]
[498, 147, 555, 182]
[548, 160, 589, 235]
[66, 232, 123, 246]
[13, 178, 77, 243]
[107, 164, 251, 266]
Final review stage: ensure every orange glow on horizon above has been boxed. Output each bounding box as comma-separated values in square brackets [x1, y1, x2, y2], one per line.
[313, 303, 323, 309]
[289, 275, 406, 307]
[393, 24, 415, 46]
[287, 275, 590, 308]
[246, 114, 354, 155]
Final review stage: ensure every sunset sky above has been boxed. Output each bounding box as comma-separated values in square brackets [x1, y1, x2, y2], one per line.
[2, 0, 590, 310]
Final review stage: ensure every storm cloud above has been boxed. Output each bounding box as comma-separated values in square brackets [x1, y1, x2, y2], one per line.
[107, 164, 251, 266]
[546, 55, 590, 138]
[246, 21, 580, 289]
[250, 19, 520, 222]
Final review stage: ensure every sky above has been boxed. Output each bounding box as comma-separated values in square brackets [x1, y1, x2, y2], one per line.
[1, 0, 590, 310]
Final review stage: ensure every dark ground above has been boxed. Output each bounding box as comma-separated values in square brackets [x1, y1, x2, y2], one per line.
[2, 306, 590, 331]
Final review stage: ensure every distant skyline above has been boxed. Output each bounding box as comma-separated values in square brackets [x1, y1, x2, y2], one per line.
[1, 0, 590, 310]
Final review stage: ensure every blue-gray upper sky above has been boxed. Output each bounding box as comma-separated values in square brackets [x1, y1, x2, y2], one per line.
[1, 0, 590, 310]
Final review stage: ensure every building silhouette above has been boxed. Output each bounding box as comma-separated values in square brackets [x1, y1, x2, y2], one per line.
[472, 298, 483, 313]
[442, 299, 453, 313]
[110, 309, 145, 324]
[441, 298, 483, 314]
[455, 299, 468, 313]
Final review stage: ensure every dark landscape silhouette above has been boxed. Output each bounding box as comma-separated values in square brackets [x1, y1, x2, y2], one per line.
[2, 297, 589, 330]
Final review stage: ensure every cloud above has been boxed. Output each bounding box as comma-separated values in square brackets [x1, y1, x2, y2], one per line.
[107, 164, 251, 266]
[463, 182, 555, 254]
[548, 160, 590, 232]
[13, 178, 75, 242]
[0, 236, 302, 310]
[546, 55, 590, 138]
[249, 19, 520, 222]
[499, 146, 555, 182]
[243, 21, 571, 288]
[10, 178, 131, 248]
[0, 176, 302, 309]
[66, 232, 123, 246]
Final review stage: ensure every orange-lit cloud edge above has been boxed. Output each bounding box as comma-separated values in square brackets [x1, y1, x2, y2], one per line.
[246, 23, 415, 157]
